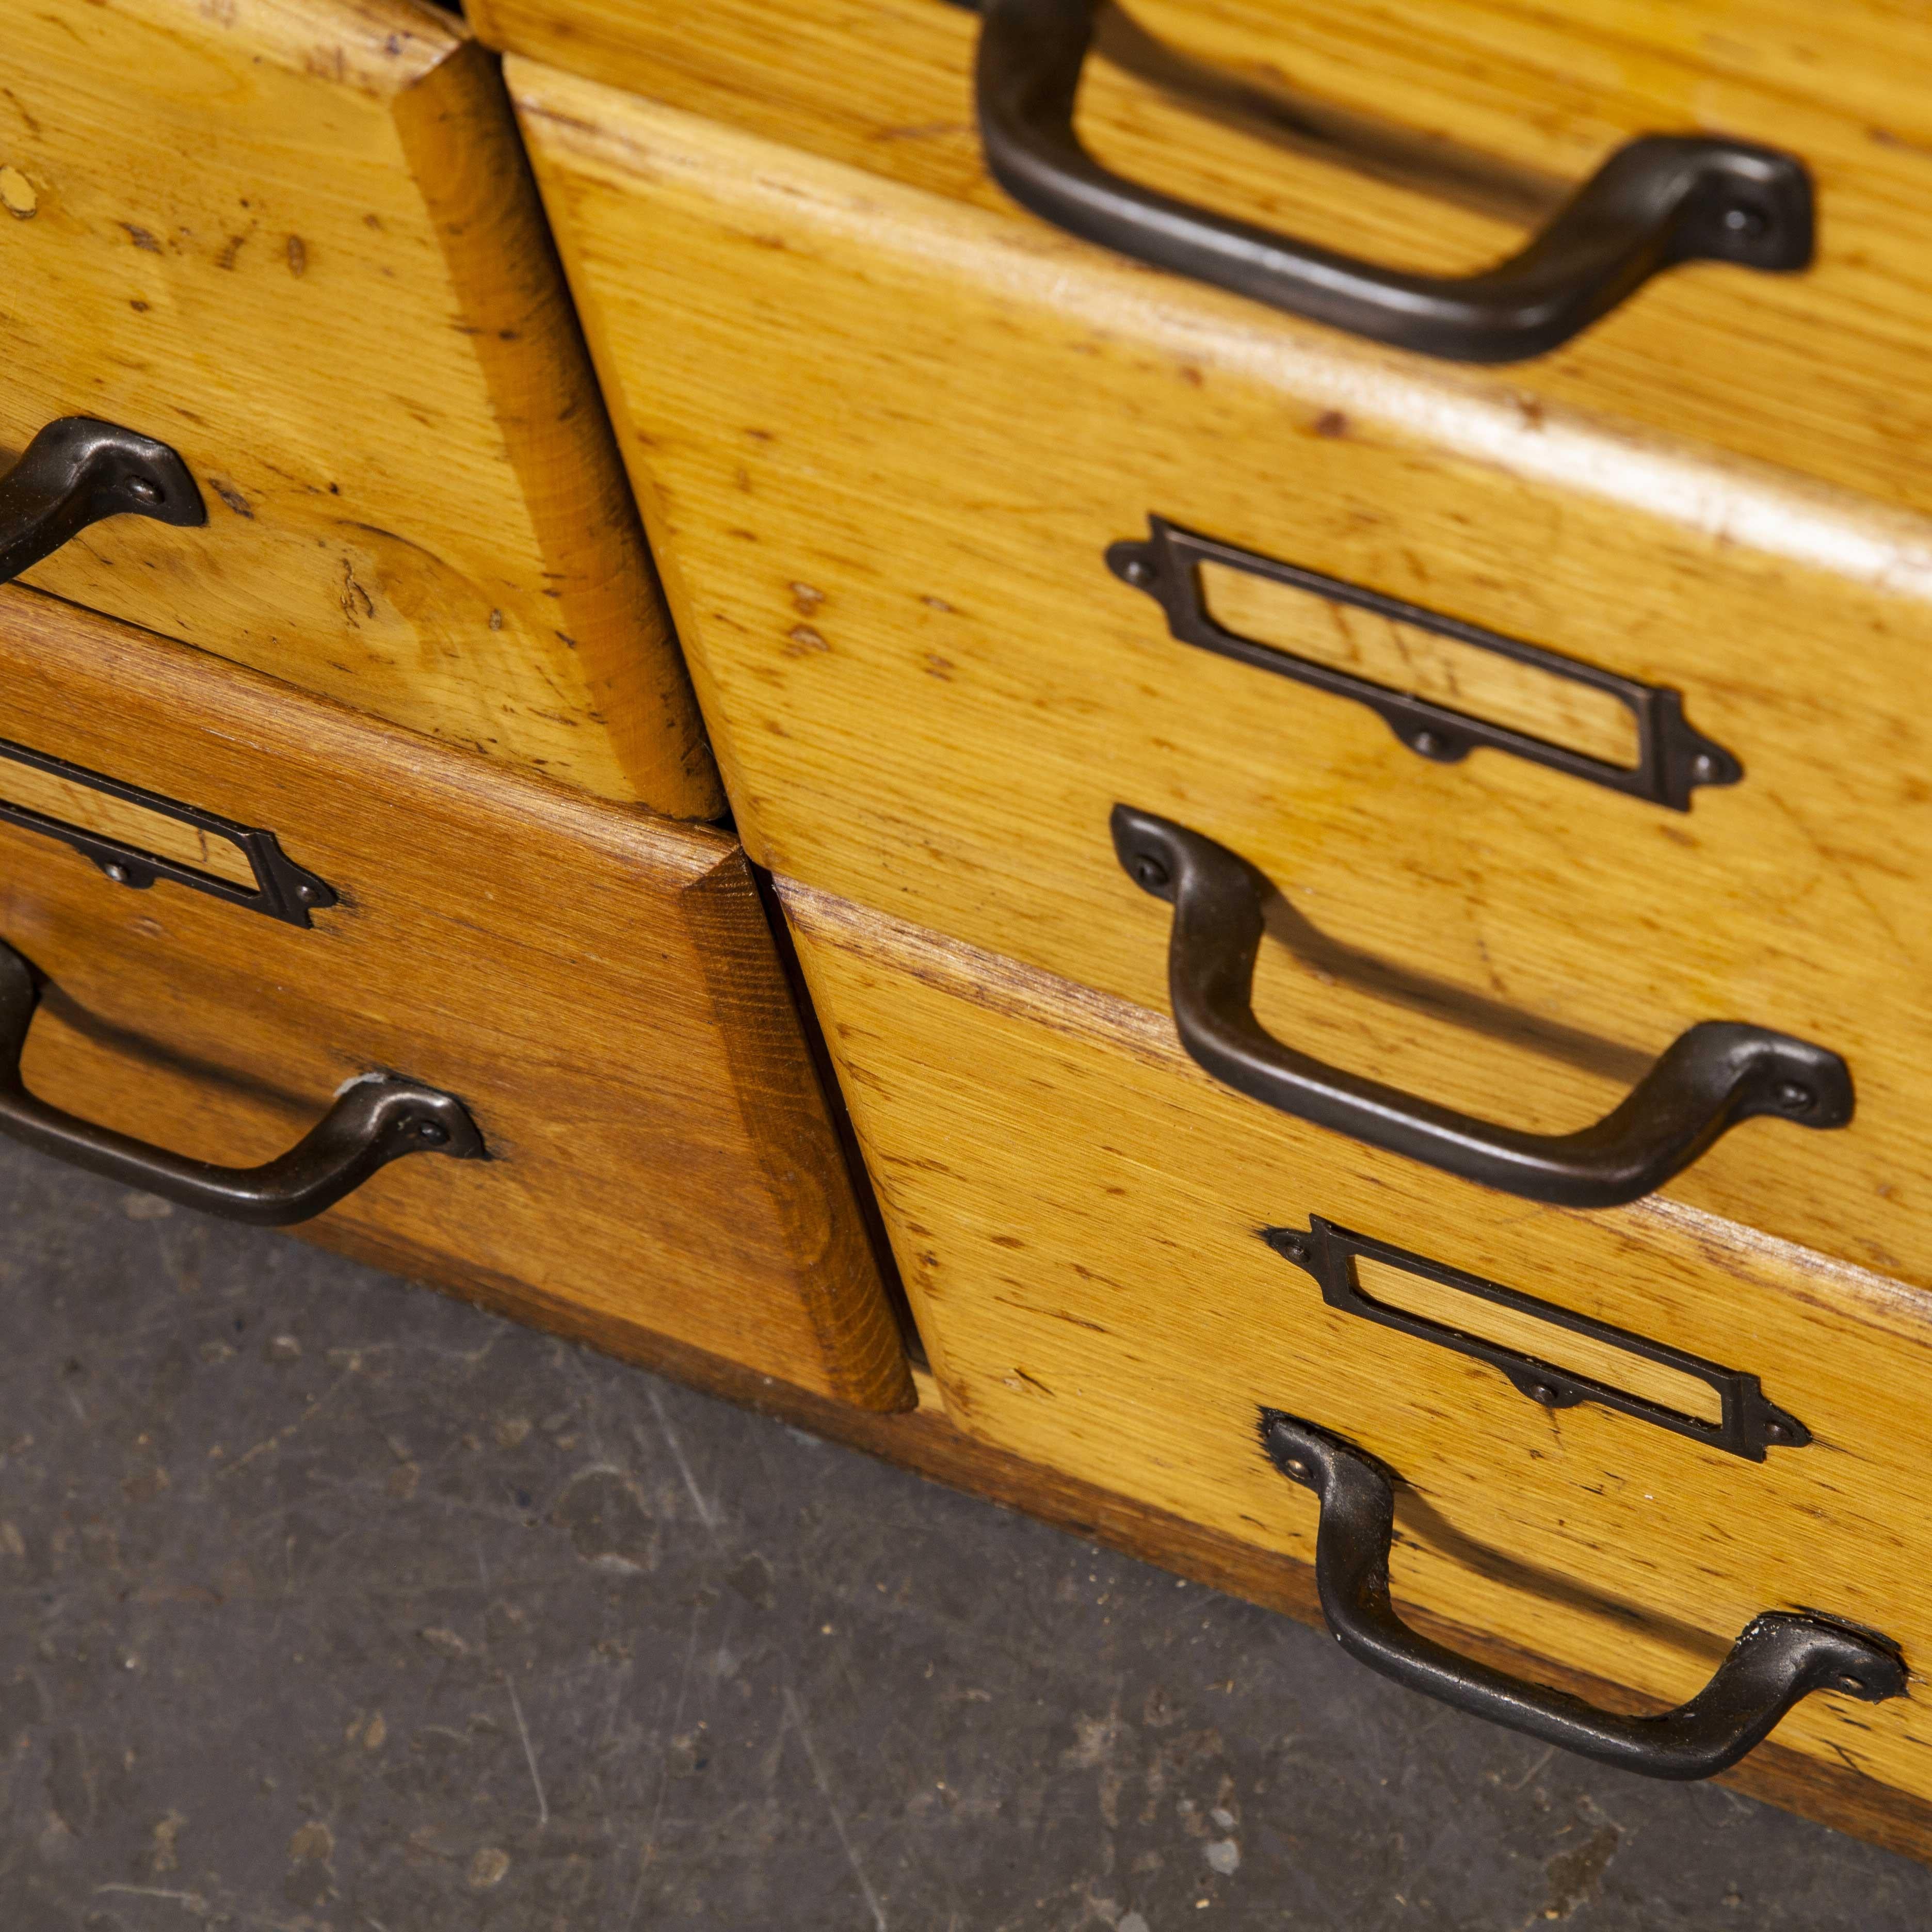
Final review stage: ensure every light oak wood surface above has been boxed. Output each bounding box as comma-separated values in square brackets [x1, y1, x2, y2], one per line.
[0, 0, 720, 815]
[1197, 559, 1643, 768]
[475, 0, 1932, 521]
[511, 74, 1932, 1294]
[0, 756, 258, 888]
[0, 585, 910, 1412]
[782, 877, 1932, 1803]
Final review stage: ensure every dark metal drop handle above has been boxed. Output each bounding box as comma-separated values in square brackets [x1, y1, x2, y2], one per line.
[975, 0, 1814, 362]
[1112, 804, 1852, 1208]
[0, 941, 483, 1225]
[1261, 1411, 1905, 1779]
[0, 417, 206, 585]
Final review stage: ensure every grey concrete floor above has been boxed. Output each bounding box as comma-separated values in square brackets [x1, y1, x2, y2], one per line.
[1, 1138, 1929, 1928]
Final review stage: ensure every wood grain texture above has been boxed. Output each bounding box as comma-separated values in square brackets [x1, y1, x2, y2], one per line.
[0, 585, 909, 1411]
[511, 74, 1932, 1292]
[1196, 559, 1642, 767]
[475, 0, 1932, 521]
[0, 0, 720, 815]
[780, 878, 1932, 1805]
[0, 757, 257, 887]
[502, 1215, 1932, 1869]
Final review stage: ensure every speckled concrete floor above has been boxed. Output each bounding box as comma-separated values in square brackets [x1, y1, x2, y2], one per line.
[1, 1137, 1928, 1928]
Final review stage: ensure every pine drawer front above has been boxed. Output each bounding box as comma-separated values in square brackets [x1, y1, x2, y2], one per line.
[0, 587, 910, 1412]
[784, 881, 1929, 1792]
[480, 0, 1932, 521]
[0, 0, 719, 817]
[511, 75, 1932, 1295]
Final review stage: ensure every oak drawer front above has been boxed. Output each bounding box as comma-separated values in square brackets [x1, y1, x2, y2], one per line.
[481, 0, 1932, 521]
[784, 881, 1928, 1792]
[512, 76, 1932, 1293]
[0, 0, 718, 817]
[0, 587, 909, 1412]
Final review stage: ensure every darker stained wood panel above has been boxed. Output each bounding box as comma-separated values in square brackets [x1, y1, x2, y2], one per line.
[0, 585, 910, 1412]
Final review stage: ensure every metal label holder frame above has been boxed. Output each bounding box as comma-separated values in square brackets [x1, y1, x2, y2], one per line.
[0, 734, 336, 928]
[1262, 1216, 1807, 1461]
[1107, 516, 1742, 811]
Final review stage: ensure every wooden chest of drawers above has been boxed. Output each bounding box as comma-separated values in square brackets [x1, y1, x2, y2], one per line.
[12, 0, 1932, 1860]
[477, 0, 1932, 1830]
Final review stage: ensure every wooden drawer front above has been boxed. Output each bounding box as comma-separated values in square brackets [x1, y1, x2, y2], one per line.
[0, 0, 720, 817]
[481, 0, 1932, 521]
[0, 588, 909, 1412]
[784, 880, 1931, 1795]
[511, 74, 1932, 1294]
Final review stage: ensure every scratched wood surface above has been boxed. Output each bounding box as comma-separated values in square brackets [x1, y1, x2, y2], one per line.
[510, 74, 1932, 1295]
[782, 879, 1932, 1805]
[0, 586, 909, 1411]
[474, 0, 1932, 522]
[0, 0, 720, 814]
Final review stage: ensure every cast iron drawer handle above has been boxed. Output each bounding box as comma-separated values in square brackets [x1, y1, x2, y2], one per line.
[974, 0, 1813, 362]
[1260, 1410, 1905, 1779]
[0, 417, 206, 585]
[0, 941, 484, 1225]
[1112, 804, 1852, 1208]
